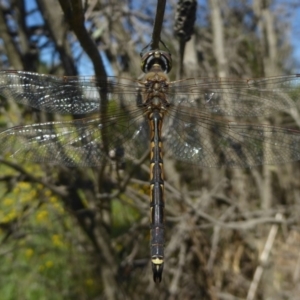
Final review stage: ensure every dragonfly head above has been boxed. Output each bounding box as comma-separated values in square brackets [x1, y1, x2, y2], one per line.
[141, 50, 172, 74]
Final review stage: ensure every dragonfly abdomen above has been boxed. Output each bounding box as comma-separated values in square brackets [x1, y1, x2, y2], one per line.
[149, 110, 165, 282]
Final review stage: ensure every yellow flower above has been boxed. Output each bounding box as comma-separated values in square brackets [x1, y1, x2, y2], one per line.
[21, 193, 34, 203]
[3, 198, 14, 206]
[25, 248, 34, 258]
[29, 190, 37, 198]
[45, 260, 53, 268]
[52, 234, 64, 247]
[85, 278, 94, 287]
[50, 198, 64, 213]
[49, 196, 58, 203]
[39, 265, 45, 272]
[44, 190, 52, 197]
[18, 182, 31, 190]
[36, 210, 48, 222]
[12, 187, 20, 194]
[2, 210, 17, 222]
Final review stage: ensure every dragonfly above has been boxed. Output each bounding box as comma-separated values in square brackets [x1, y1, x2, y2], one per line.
[0, 50, 300, 282]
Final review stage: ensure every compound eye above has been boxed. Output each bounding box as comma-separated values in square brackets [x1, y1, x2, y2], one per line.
[160, 51, 172, 73]
[140, 50, 172, 73]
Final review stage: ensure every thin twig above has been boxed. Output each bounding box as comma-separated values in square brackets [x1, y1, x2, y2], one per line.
[246, 213, 283, 300]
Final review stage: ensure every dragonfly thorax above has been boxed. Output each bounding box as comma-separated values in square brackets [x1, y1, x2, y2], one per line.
[142, 71, 170, 111]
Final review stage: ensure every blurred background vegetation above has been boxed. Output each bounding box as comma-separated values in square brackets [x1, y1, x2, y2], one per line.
[0, 0, 300, 299]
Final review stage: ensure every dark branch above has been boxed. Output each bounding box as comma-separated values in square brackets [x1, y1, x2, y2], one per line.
[149, 0, 166, 50]
[58, 0, 107, 80]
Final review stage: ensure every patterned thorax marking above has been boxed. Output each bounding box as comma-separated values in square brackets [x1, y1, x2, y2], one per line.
[141, 66, 170, 112]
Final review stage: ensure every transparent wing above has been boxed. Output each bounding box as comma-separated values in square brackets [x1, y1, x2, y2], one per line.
[163, 105, 300, 167]
[2, 71, 300, 168]
[0, 107, 149, 166]
[0, 71, 150, 166]
[168, 75, 300, 117]
[0, 71, 139, 114]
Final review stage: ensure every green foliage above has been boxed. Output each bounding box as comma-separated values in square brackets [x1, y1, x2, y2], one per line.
[112, 193, 142, 236]
[0, 167, 98, 300]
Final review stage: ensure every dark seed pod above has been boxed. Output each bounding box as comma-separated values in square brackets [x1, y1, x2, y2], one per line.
[174, 0, 197, 42]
